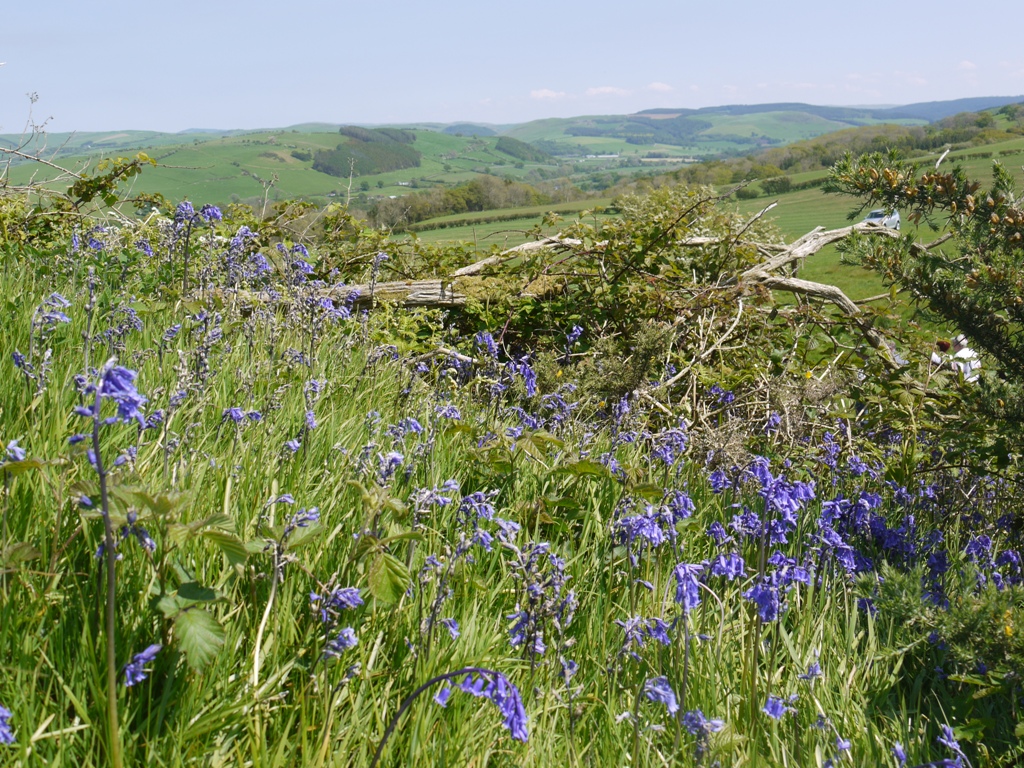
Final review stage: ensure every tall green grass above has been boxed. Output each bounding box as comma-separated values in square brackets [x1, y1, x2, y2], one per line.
[0, 230, 1015, 767]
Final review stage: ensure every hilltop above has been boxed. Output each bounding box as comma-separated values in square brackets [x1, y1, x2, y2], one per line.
[2, 95, 1023, 215]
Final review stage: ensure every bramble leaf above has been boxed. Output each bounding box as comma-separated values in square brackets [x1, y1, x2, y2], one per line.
[174, 608, 225, 670]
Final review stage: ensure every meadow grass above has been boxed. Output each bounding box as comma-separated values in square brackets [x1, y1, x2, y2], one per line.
[0, 205, 1019, 767]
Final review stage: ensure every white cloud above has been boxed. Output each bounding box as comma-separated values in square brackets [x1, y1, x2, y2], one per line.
[530, 89, 567, 101]
[645, 82, 673, 93]
[957, 60, 977, 71]
[586, 86, 630, 97]
[895, 70, 929, 87]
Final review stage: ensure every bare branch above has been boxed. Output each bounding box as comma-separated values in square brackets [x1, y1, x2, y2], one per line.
[740, 222, 899, 278]
[0, 146, 83, 180]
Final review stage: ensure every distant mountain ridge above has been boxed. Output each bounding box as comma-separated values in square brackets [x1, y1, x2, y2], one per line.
[636, 96, 1024, 123]
[3, 95, 1022, 174]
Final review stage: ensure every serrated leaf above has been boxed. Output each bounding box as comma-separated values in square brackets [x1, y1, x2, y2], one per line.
[377, 532, 424, 548]
[202, 529, 248, 566]
[631, 483, 665, 502]
[245, 539, 269, 555]
[0, 457, 46, 477]
[553, 459, 609, 478]
[514, 437, 547, 461]
[154, 594, 181, 618]
[1, 541, 41, 566]
[283, 523, 320, 551]
[176, 582, 223, 603]
[383, 497, 409, 519]
[165, 523, 190, 546]
[528, 431, 564, 449]
[174, 608, 225, 670]
[542, 495, 581, 511]
[367, 552, 409, 605]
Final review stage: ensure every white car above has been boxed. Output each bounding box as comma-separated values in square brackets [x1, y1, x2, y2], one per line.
[862, 209, 900, 230]
[930, 334, 981, 382]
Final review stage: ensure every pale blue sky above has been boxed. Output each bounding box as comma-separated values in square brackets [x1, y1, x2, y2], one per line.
[2, 0, 1022, 133]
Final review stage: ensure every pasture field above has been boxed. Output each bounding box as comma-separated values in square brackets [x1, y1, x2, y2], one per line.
[404, 136, 1024, 299]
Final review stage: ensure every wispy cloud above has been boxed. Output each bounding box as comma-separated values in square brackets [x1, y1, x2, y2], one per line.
[530, 89, 567, 101]
[895, 70, 928, 87]
[957, 60, 977, 71]
[586, 86, 630, 97]
[645, 82, 673, 93]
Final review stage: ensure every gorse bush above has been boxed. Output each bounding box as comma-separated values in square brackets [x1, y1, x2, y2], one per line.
[1, 165, 1024, 766]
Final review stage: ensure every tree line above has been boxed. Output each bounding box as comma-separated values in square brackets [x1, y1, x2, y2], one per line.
[368, 175, 550, 229]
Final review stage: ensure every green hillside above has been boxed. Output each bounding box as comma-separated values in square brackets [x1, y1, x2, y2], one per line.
[4, 96, 1023, 224]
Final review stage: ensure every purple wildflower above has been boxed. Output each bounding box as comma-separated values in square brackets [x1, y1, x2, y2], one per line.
[98, 364, 148, 425]
[123, 644, 162, 687]
[892, 742, 907, 766]
[323, 627, 358, 658]
[672, 562, 704, 613]
[222, 407, 245, 423]
[4, 440, 26, 463]
[200, 204, 222, 222]
[454, 671, 529, 742]
[798, 662, 822, 680]
[762, 695, 795, 719]
[709, 552, 745, 580]
[0, 704, 14, 744]
[643, 676, 679, 715]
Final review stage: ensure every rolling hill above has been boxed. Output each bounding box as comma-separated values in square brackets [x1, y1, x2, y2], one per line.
[3, 96, 1022, 209]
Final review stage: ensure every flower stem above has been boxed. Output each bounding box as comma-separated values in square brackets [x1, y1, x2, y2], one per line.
[253, 549, 279, 691]
[368, 667, 495, 768]
[92, 387, 123, 768]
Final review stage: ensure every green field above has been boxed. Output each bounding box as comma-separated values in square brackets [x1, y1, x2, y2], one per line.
[404, 134, 1024, 298]
[728, 138, 1024, 299]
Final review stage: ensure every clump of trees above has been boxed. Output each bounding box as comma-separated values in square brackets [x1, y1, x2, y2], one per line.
[369, 175, 549, 229]
[494, 137, 553, 163]
[338, 126, 416, 144]
[565, 114, 713, 145]
[313, 127, 421, 178]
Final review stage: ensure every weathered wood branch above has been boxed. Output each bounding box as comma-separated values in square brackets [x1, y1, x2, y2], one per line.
[735, 223, 907, 361]
[740, 222, 899, 278]
[307, 237, 582, 308]
[230, 223, 908, 373]
[353, 278, 468, 307]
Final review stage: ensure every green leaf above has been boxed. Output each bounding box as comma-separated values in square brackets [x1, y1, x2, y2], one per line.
[1, 541, 41, 566]
[514, 436, 547, 462]
[202, 529, 248, 566]
[528, 431, 564, 449]
[552, 459, 609, 478]
[283, 522, 320, 551]
[176, 582, 224, 603]
[383, 496, 409, 519]
[631, 483, 664, 502]
[367, 552, 409, 605]
[0, 457, 46, 477]
[376, 531, 424, 548]
[154, 594, 181, 618]
[174, 608, 225, 670]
